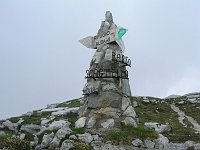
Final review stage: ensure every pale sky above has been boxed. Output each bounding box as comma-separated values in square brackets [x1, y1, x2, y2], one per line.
[0, 0, 200, 119]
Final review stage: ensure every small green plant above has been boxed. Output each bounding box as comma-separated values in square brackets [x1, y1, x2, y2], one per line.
[71, 128, 85, 134]
[70, 141, 91, 150]
[0, 136, 30, 150]
[106, 125, 158, 144]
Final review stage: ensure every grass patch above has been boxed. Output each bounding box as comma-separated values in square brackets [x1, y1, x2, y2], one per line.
[106, 125, 158, 144]
[21, 111, 52, 125]
[71, 141, 92, 150]
[71, 128, 85, 134]
[131, 96, 200, 143]
[0, 136, 30, 150]
[56, 99, 80, 108]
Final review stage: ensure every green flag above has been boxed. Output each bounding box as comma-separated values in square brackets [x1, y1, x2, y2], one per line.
[118, 27, 127, 39]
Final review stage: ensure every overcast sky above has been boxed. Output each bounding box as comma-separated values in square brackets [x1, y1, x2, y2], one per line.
[0, 0, 200, 119]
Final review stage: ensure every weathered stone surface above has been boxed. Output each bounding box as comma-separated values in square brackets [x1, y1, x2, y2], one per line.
[104, 49, 113, 61]
[122, 79, 131, 97]
[87, 117, 96, 128]
[51, 107, 79, 116]
[145, 122, 171, 133]
[75, 117, 86, 128]
[132, 139, 143, 147]
[50, 127, 71, 148]
[122, 117, 137, 127]
[0, 131, 6, 136]
[41, 132, 54, 148]
[77, 133, 93, 143]
[102, 82, 117, 91]
[19, 133, 26, 140]
[60, 140, 74, 150]
[2, 119, 23, 132]
[48, 120, 70, 130]
[101, 118, 114, 128]
[92, 51, 105, 64]
[123, 106, 136, 118]
[154, 134, 169, 150]
[94, 107, 120, 119]
[144, 139, 155, 149]
[69, 135, 77, 140]
[122, 97, 131, 111]
[88, 91, 121, 108]
[20, 124, 41, 134]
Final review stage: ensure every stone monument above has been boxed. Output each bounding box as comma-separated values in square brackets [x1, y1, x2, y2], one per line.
[77, 11, 137, 130]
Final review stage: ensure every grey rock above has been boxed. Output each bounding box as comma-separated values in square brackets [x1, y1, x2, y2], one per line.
[87, 117, 96, 128]
[2, 119, 23, 132]
[132, 101, 138, 107]
[94, 107, 120, 119]
[132, 139, 143, 147]
[20, 124, 41, 134]
[102, 82, 117, 91]
[144, 139, 155, 149]
[92, 134, 99, 141]
[92, 51, 105, 64]
[122, 79, 131, 97]
[101, 118, 114, 128]
[48, 120, 70, 130]
[87, 91, 121, 108]
[19, 133, 26, 140]
[123, 106, 136, 118]
[50, 127, 71, 148]
[122, 97, 131, 111]
[154, 134, 169, 150]
[0, 131, 6, 136]
[75, 117, 86, 128]
[145, 122, 171, 133]
[69, 135, 77, 140]
[41, 132, 54, 148]
[104, 49, 113, 61]
[60, 140, 74, 150]
[122, 117, 137, 127]
[51, 107, 79, 116]
[77, 132, 93, 143]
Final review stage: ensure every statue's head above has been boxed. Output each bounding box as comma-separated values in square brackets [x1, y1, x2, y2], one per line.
[105, 11, 113, 24]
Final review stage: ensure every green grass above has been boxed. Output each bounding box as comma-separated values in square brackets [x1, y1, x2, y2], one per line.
[71, 128, 85, 134]
[131, 96, 200, 143]
[0, 135, 30, 150]
[56, 99, 80, 108]
[106, 125, 158, 144]
[71, 141, 92, 150]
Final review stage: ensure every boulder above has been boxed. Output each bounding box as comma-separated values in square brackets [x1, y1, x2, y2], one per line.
[0, 131, 6, 136]
[48, 120, 70, 130]
[144, 139, 155, 149]
[145, 122, 171, 133]
[123, 106, 136, 118]
[132, 139, 143, 147]
[121, 97, 131, 111]
[75, 117, 86, 128]
[101, 118, 114, 128]
[69, 135, 77, 140]
[122, 117, 137, 127]
[87, 117, 96, 128]
[20, 124, 41, 134]
[41, 132, 54, 148]
[77, 133, 93, 143]
[51, 107, 79, 116]
[50, 127, 72, 148]
[60, 140, 74, 150]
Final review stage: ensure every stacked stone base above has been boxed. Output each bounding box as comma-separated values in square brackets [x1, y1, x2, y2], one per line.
[76, 93, 137, 129]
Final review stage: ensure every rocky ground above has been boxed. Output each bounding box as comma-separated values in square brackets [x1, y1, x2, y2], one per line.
[1, 92, 200, 150]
